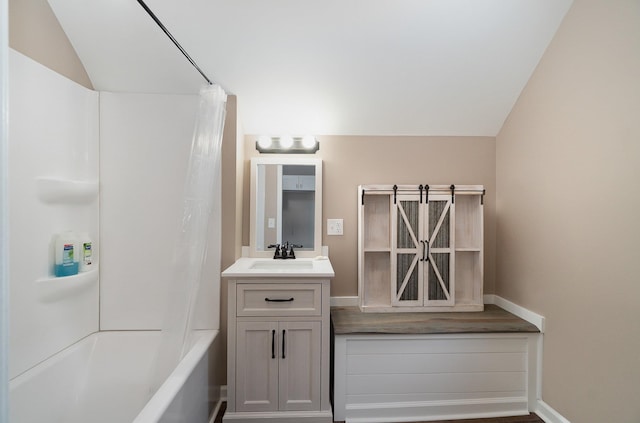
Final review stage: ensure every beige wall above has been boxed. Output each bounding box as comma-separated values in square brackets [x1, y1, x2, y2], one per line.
[243, 136, 497, 297]
[9, 0, 92, 88]
[496, 0, 640, 422]
[219, 95, 244, 387]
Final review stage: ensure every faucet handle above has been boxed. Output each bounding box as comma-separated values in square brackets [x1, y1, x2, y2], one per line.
[287, 244, 303, 259]
[267, 244, 282, 259]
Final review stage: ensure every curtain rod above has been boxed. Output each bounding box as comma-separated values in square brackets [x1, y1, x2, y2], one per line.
[136, 0, 213, 86]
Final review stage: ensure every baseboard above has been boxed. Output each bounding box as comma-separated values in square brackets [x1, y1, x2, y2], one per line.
[330, 296, 359, 307]
[536, 400, 571, 423]
[345, 398, 529, 423]
[484, 294, 545, 333]
[221, 385, 228, 402]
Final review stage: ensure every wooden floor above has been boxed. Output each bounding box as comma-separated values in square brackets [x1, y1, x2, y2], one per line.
[214, 402, 544, 423]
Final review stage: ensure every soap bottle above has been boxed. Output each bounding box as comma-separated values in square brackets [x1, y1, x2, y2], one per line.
[54, 231, 79, 277]
[78, 232, 93, 272]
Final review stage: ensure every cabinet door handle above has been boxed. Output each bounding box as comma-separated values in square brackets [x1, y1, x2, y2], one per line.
[265, 297, 294, 302]
[426, 240, 430, 263]
[271, 329, 276, 359]
[282, 329, 286, 359]
[420, 240, 426, 261]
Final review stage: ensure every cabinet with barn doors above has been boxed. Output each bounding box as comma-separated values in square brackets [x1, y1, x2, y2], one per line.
[358, 184, 485, 312]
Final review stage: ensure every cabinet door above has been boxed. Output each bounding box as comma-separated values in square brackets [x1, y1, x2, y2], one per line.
[278, 321, 321, 411]
[392, 195, 424, 306]
[282, 175, 315, 191]
[423, 194, 455, 306]
[236, 321, 279, 412]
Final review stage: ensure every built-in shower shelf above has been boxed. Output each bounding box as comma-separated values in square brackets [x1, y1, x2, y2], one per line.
[36, 177, 98, 204]
[36, 267, 99, 302]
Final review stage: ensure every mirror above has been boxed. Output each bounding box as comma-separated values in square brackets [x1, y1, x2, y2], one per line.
[250, 157, 322, 258]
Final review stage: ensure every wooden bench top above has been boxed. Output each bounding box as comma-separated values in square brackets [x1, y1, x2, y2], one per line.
[331, 304, 540, 335]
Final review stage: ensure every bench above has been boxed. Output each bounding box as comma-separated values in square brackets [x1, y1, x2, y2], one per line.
[331, 304, 541, 422]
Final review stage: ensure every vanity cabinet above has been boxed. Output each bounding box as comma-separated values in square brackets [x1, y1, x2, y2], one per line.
[359, 184, 484, 312]
[224, 277, 332, 422]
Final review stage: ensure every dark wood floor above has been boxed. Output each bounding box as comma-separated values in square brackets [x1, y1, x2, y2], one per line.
[214, 402, 544, 423]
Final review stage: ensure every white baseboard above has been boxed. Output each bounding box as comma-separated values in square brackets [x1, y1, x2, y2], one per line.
[484, 294, 545, 333]
[330, 296, 359, 307]
[536, 400, 571, 423]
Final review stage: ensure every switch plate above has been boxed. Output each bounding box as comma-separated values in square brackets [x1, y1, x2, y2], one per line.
[268, 218, 276, 229]
[327, 219, 344, 236]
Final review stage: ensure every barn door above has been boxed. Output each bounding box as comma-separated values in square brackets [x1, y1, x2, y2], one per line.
[391, 195, 423, 306]
[423, 195, 455, 306]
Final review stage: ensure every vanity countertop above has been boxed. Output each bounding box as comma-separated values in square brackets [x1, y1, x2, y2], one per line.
[221, 257, 335, 278]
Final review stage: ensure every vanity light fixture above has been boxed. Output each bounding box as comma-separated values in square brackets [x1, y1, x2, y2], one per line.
[255, 136, 319, 154]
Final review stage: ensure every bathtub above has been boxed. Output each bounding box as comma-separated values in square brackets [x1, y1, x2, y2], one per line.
[9, 330, 221, 423]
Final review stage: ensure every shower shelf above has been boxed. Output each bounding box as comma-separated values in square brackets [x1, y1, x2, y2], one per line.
[36, 177, 98, 204]
[36, 267, 99, 302]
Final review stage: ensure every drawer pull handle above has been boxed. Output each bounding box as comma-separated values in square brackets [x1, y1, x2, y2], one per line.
[271, 329, 276, 359]
[264, 297, 294, 302]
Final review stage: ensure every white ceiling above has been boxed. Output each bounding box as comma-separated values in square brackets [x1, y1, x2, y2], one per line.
[48, 0, 572, 136]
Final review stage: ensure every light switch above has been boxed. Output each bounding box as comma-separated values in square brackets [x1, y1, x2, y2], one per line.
[327, 219, 344, 236]
[268, 218, 275, 228]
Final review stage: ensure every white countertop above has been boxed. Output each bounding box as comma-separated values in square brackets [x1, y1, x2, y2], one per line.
[221, 257, 335, 278]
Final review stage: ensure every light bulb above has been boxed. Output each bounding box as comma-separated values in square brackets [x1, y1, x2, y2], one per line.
[302, 136, 317, 149]
[279, 135, 294, 149]
[257, 136, 272, 149]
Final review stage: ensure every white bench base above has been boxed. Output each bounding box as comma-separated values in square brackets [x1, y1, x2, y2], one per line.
[333, 333, 541, 423]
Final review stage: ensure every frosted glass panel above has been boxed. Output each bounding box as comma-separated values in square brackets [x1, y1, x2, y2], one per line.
[428, 253, 450, 301]
[397, 201, 418, 249]
[397, 253, 418, 301]
[428, 200, 449, 248]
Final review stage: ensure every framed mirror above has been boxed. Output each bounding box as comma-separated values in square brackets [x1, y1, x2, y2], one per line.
[250, 157, 322, 258]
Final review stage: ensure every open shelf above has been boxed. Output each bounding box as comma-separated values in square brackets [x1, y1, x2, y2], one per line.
[36, 267, 99, 302]
[454, 194, 482, 250]
[362, 252, 391, 308]
[363, 194, 390, 250]
[454, 252, 482, 305]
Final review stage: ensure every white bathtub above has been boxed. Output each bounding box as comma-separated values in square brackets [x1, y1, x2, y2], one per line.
[9, 330, 221, 423]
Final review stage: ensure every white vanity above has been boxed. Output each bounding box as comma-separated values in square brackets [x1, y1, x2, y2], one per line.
[222, 158, 334, 422]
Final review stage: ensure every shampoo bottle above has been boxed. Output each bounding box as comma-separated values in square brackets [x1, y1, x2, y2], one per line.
[54, 231, 79, 277]
[78, 232, 93, 272]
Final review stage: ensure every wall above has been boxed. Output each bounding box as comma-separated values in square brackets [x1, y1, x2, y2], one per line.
[8, 0, 92, 89]
[242, 136, 496, 298]
[1, 0, 9, 419]
[218, 94, 244, 388]
[495, 0, 640, 422]
[8, 50, 99, 378]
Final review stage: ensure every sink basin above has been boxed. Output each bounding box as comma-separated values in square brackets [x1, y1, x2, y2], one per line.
[222, 257, 334, 278]
[249, 260, 314, 270]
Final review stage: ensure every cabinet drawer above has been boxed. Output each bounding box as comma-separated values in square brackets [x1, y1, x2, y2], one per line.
[237, 283, 322, 317]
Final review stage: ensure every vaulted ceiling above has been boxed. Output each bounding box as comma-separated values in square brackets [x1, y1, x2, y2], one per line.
[48, 0, 572, 136]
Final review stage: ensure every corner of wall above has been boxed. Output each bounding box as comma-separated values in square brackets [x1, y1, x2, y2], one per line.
[8, 0, 93, 89]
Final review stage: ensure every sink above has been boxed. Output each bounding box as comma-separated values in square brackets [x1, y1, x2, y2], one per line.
[222, 257, 334, 278]
[249, 260, 314, 270]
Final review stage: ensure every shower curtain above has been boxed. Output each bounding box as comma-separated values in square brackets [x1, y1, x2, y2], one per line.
[151, 83, 227, 391]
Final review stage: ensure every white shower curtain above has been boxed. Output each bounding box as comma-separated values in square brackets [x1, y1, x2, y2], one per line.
[151, 83, 227, 391]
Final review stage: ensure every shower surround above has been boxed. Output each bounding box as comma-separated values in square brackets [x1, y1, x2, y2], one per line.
[8, 50, 223, 422]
